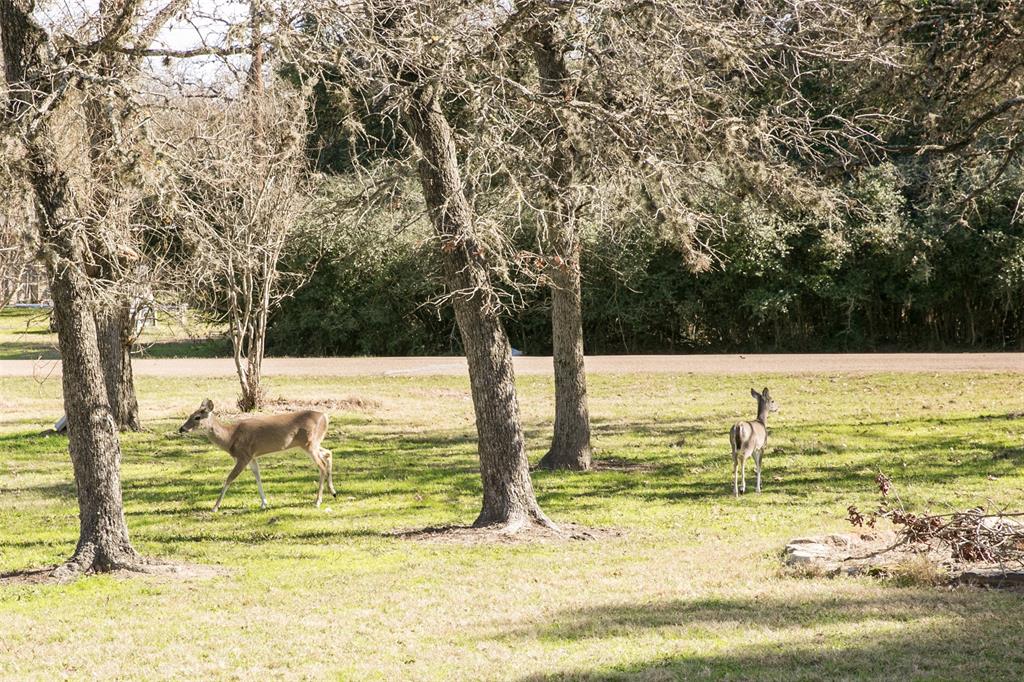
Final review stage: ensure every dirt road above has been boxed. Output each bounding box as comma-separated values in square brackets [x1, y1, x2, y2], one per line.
[0, 353, 1020, 378]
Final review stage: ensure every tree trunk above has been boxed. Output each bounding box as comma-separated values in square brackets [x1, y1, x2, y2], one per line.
[540, 247, 593, 470]
[532, 22, 593, 471]
[81, 1, 142, 433]
[28, 142, 141, 577]
[96, 303, 141, 431]
[403, 87, 553, 530]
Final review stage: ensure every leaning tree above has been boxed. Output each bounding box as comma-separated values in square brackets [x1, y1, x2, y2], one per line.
[292, 1, 560, 531]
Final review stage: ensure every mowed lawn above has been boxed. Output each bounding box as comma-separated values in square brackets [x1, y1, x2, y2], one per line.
[0, 307, 228, 360]
[2, 369, 1024, 680]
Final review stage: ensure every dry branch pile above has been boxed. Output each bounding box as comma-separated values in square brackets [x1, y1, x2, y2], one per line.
[847, 473, 1024, 570]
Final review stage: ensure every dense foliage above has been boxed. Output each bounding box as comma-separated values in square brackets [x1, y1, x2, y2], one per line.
[270, 159, 1024, 355]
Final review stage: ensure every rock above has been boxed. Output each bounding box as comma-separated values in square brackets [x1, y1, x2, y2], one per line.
[783, 530, 900, 570]
[784, 540, 837, 566]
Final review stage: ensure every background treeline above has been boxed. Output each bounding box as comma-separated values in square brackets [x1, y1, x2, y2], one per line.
[271, 164, 1024, 355]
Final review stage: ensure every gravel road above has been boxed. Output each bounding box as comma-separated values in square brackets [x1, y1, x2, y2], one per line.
[0, 353, 1020, 377]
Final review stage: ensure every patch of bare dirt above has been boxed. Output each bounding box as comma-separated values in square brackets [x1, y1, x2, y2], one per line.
[267, 396, 382, 412]
[0, 560, 229, 586]
[392, 522, 623, 545]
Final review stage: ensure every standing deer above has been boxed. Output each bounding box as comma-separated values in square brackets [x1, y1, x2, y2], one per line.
[729, 387, 779, 497]
[179, 398, 336, 511]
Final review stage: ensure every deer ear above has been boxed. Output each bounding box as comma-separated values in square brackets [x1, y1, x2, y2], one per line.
[201, 398, 214, 411]
[762, 387, 770, 398]
[751, 388, 760, 400]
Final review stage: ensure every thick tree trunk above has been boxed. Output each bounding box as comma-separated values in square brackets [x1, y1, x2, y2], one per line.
[27, 143, 141, 577]
[532, 23, 593, 471]
[403, 87, 553, 530]
[96, 304, 141, 431]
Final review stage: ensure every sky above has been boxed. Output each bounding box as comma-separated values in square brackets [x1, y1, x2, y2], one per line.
[37, 0, 254, 89]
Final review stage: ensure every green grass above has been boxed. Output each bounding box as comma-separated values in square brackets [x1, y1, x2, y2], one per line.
[0, 306, 230, 360]
[2, 371, 1024, 679]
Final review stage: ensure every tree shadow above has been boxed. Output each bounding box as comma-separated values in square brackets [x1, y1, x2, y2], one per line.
[500, 592, 1024, 680]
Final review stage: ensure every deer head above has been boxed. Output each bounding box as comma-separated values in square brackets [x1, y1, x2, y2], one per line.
[751, 387, 779, 415]
[179, 398, 215, 434]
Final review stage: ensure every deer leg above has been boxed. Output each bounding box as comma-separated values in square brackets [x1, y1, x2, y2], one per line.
[305, 448, 327, 507]
[732, 451, 740, 498]
[755, 449, 763, 493]
[740, 453, 747, 494]
[320, 448, 337, 497]
[250, 459, 268, 509]
[213, 457, 249, 512]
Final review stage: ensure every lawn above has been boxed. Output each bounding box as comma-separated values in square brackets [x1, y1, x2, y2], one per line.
[2, 369, 1024, 679]
[0, 306, 229, 360]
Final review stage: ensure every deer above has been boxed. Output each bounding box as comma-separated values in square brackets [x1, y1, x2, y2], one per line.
[178, 398, 336, 511]
[729, 387, 779, 498]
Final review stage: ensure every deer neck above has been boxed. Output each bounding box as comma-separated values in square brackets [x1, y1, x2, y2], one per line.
[204, 416, 236, 452]
[756, 401, 769, 425]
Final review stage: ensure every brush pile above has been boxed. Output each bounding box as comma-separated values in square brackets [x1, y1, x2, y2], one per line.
[846, 473, 1024, 567]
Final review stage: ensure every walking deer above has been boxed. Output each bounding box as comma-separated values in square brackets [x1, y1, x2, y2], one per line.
[179, 399, 336, 511]
[729, 387, 779, 497]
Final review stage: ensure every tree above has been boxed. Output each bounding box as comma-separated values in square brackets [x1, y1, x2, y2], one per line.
[403, 86, 554, 529]
[481, 1, 899, 468]
[529, 17, 593, 471]
[80, 1, 189, 431]
[0, 188, 32, 309]
[292, 1, 559, 530]
[163, 87, 311, 412]
[1, 0, 144, 575]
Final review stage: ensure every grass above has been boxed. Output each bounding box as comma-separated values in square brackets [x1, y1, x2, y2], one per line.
[0, 306, 229, 360]
[2, 370, 1024, 679]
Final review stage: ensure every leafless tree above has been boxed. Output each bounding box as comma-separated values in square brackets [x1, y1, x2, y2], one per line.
[75, 1, 192, 431]
[0, 0, 250, 576]
[160, 86, 311, 412]
[289, 2, 902, 494]
[288, 1, 567, 531]
[486, 2, 902, 469]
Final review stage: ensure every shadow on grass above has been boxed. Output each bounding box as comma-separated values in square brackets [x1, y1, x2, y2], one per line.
[503, 592, 1024, 680]
[0, 343, 59, 360]
[10, 407, 1024, 508]
[139, 527, 382, 545]
[5, 408, 1023, 560]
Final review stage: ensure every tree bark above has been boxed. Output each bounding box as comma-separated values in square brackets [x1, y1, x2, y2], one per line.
[403, 86, 554, 530]
[28, 141, 141, 577]
[532, 22, 592, 471]
[96, 303, 141, 431]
